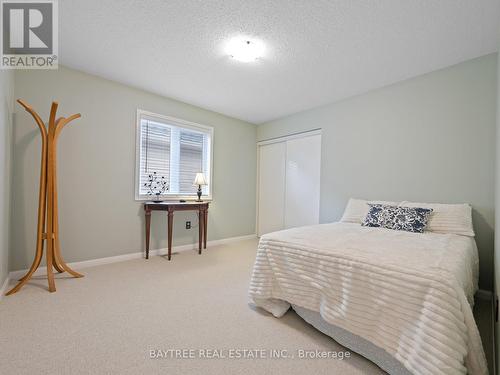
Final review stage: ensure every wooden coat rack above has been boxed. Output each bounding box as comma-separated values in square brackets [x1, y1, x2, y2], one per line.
[7, 100, 83, 295]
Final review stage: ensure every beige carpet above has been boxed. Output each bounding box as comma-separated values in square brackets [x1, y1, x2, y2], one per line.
[0, 239, 491, 374]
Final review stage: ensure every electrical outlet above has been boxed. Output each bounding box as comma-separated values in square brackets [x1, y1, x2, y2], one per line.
[185, 221, 191, 229]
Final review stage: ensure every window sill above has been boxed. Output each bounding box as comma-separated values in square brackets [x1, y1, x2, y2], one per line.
[136, 196, 213, 202]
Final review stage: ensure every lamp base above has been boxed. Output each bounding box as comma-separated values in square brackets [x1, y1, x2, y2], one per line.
[197, 186, 202, 202]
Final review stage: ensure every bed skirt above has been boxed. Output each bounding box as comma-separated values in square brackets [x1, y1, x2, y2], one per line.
[292, 304, 413, 375]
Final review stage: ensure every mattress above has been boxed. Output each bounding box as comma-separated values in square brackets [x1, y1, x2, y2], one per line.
[249, 222, 487, 374]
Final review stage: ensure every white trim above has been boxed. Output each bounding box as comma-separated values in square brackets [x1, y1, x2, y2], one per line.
[134, 109, 215, 201]
[257, 128, 322, 146]
[138, 110, 215, 133]
[255, 142, 260, 237]
[283, 140, 288, 231]
[8, 234, 257, 281]
[476, 289, 493, 301]
[0, 276, 10, 301]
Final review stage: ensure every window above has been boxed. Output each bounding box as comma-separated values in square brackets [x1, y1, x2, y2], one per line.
[135, 110, 213, 200]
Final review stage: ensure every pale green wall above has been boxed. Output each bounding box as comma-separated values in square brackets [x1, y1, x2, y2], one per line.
[258, 54, 498, 290]
[9, 55, 498, 293]
[0, 71, 14, 287]
[10, 66, 256, 271]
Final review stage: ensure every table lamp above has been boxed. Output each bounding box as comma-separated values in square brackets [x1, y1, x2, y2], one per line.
[193, 173, 207, 202]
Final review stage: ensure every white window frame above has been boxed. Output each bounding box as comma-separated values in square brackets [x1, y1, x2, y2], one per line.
[135, 109, 214, 201]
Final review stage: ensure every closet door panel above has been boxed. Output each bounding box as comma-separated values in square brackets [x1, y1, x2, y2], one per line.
[284, 134, 321, 229]
[257, 142, 286, 236]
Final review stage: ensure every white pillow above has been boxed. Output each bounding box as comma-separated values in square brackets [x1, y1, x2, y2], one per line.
[340, 198, 399, 224]
[399, 201, 474, 237]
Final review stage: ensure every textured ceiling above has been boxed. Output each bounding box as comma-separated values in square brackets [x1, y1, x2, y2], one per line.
[60, 0, 500, 124]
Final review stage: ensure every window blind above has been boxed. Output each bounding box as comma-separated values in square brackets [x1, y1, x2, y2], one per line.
[178, 130, 204, 194]
[137, 112, 212, 199]
[139, 119, 171, 196]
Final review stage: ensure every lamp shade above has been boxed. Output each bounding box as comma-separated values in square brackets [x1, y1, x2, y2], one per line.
[193, 173, 207, 186]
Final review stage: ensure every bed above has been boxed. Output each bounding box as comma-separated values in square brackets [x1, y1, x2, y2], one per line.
[248, 200, 488, 375]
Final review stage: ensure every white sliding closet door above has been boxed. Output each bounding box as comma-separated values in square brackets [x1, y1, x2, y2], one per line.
[257, 142, 286, 236]
[284, 134, 321, 229]
[257, 131, 321, 237]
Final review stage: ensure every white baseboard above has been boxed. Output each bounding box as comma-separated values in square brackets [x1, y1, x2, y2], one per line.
[0, 276, 10, 301]
[476, 289, 493, 301]
[8, 234, 257, 280]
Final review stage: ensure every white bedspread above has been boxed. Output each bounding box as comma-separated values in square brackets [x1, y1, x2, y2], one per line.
[249, 223, 487, 375]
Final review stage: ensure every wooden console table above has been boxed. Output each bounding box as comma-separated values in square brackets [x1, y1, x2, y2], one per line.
[144, 201, 209, 260]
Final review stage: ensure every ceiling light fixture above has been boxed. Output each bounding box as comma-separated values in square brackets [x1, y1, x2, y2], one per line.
[225, 37, 265, 63]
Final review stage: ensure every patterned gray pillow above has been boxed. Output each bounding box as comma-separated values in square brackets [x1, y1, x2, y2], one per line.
[362, 204, 433, 233]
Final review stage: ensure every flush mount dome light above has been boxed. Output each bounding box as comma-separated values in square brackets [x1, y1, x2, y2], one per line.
[226, 37, 265, 62]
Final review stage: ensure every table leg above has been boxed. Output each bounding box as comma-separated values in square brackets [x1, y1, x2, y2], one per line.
[145, 208, 151, 259]
[167, 210, 173, 260]
[198, 209, 203, 254]
[203, 208, 207, 249]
